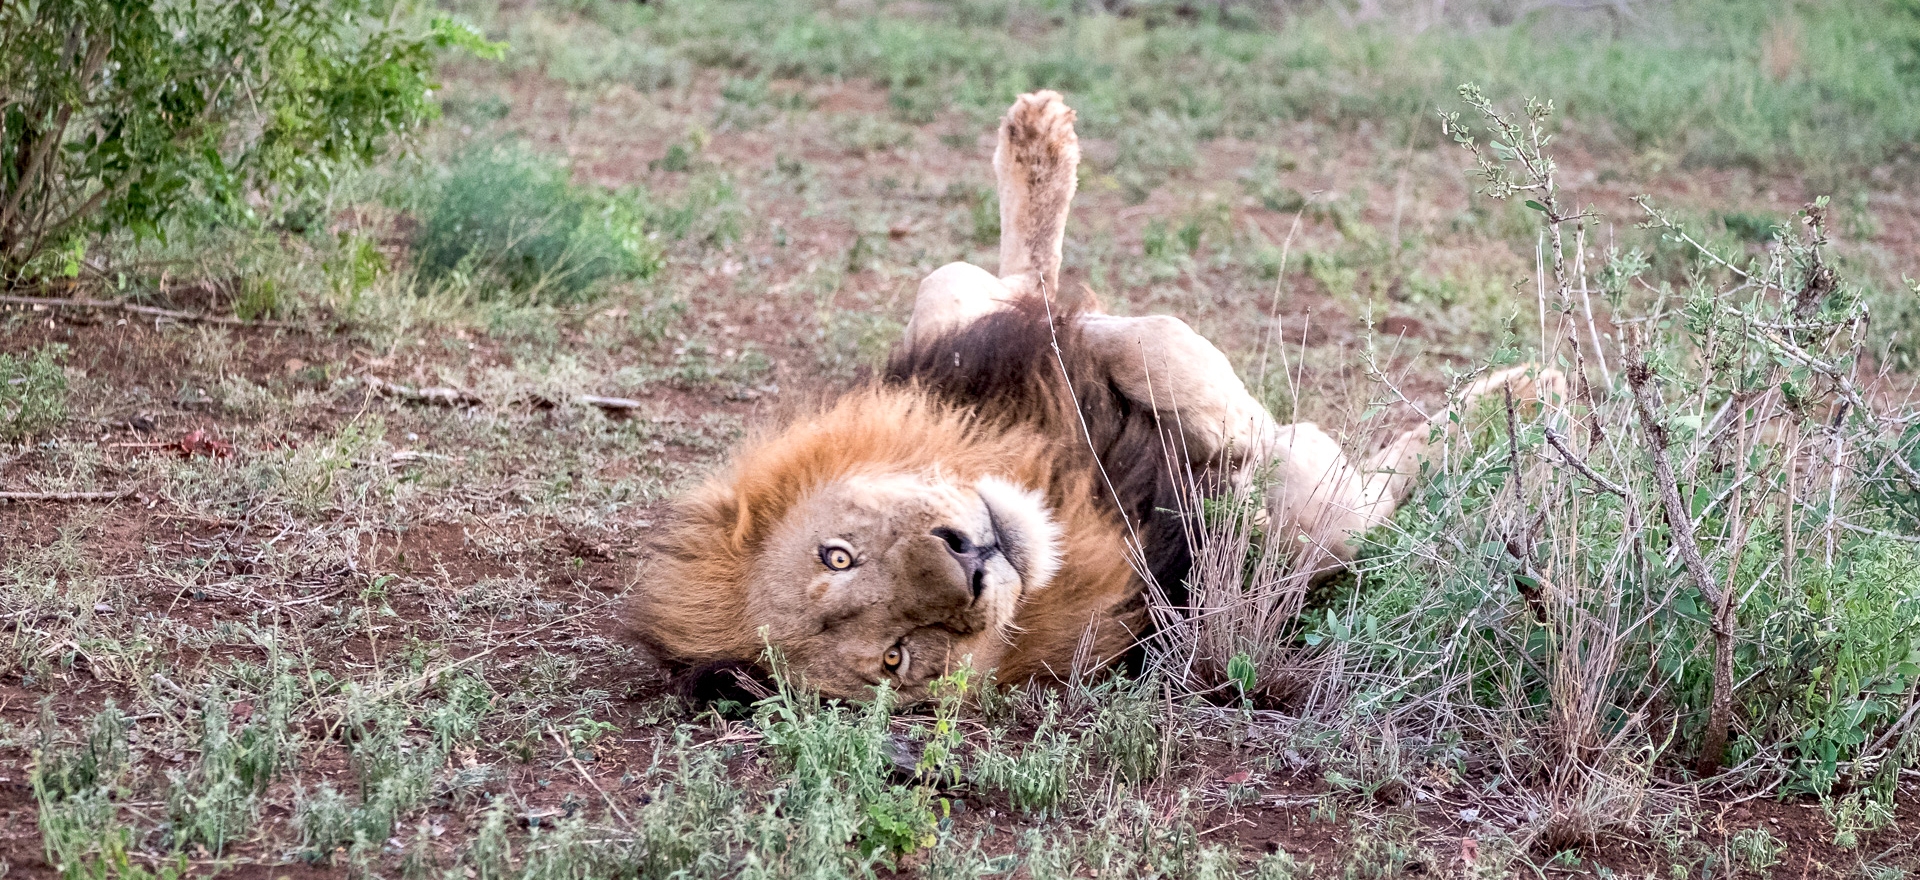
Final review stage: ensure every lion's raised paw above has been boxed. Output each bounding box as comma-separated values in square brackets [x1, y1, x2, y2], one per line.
[1000, 90, 1078, 163]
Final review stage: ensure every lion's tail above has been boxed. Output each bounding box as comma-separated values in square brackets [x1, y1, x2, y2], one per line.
[993, 90, 1080, 305]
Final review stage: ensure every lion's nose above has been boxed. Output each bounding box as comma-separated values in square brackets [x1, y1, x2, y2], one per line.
[930, 527, 993, 600]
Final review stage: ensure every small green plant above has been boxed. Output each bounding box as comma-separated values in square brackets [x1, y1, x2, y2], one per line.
[651, 171, 742, 246]
[1726, 826, 1785, 874]
[411, 141, 662, 302]
[166, 697, 291, 856]
[756, 683, 939, 862]
[32, 706, 193, 880]
[1719, 210, 1782, 244]
[1090, 678, 1166, 785]
[426, 671, 495, 750]
[564, 711, 620, 751]
[972, 709, 1081, 816]
[0, 343, 66, 441]
[298, 703, 447, 863]
[860, 786, 942, 859]
[1255, 847, 1313, 879]
[963, 183, 1000, 245]
[1825, 788, 1898, 848]
[1114, 111, 1196, 204]
[1338, 823, 1426, 880]
[831, 113, 916, 155]
[814, 309, 902, 378]
[1240, 149, 1305, 213]
[917, 667, 974, 787]
[32, 705, 128, 804]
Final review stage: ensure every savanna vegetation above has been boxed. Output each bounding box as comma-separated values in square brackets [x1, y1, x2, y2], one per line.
[4, 0, 1920, 877]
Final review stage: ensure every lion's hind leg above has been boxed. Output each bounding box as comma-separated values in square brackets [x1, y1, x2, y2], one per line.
[994, 91, 1080, 304]
[1260, 365, 1563, 579]
[1353, 364, 1568, 525]
[904, 92, 1083, 354]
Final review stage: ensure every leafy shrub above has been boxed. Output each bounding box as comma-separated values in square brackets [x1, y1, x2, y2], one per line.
[0, 0, 496, 282]
[1740, 536, 1920, 794]
[0, 343, 66, 441]
[411, 142, 663, 303]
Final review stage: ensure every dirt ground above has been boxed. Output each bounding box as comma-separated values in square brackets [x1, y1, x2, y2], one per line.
[5, 31, 1920, 879]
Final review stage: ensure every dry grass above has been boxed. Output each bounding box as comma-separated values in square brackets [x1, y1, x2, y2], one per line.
[3, 1, 1920, 877]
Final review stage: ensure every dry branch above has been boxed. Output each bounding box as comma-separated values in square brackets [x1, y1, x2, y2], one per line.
[578, 394, 644, 411]
[0, 293, 300, 329]
[0, 489, 132, 502]
[1626, 355, 1735, 777]
[1543, 428, 1629, 498]
[359, 380, 647, 413]
[362, 375, 483, 407]
[546, 726, 631, 824]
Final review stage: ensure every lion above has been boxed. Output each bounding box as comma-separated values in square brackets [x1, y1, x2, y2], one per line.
[628, 91, 1558, 704]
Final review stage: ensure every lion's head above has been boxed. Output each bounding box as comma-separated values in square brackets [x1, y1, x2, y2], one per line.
[629, 389, 1080, 703]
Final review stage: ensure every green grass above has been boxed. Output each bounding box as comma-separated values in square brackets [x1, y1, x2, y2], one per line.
[1, 344, 68, 442]
[5, 0, 1920, 877]
[492, 0, 1920, 172]
[409, 141, 664, 303]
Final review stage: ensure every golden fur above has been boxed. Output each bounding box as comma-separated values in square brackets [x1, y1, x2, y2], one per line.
[628, 91, 1562, 703]
[634, 388, 1140, 699]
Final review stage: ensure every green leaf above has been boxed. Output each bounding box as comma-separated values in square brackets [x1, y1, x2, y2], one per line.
[1524, 200, 1547, 212]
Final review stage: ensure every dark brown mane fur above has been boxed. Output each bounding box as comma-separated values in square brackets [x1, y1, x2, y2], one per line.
[884, 292, 1214, 608]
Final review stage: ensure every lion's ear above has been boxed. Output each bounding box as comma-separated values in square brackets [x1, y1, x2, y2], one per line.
[682, 485, 755, 554]
[729, 492, 753, 548]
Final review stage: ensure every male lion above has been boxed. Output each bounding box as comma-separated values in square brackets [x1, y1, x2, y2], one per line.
[629, 92, 1555, 703]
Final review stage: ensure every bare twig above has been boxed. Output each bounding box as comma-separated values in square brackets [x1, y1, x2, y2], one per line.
[546, 726, 631, 824]
[0, 489, 132, 502]
[1626, 354, 1734, 777]
[577, 394, 644, 411]
[1632, 198, 1762, 287]
[1500, 385, 1550, 622]
[362, 376, 483, 407]
[1855, 684, 1920, 774]
[1543, 429, 1627, 498]
[0, 293, 301, 329]
[150, 673, 199, 706]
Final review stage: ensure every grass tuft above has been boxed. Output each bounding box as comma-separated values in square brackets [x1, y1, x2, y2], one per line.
[1, 343, 68, 442]
[410, 142, 663, 303]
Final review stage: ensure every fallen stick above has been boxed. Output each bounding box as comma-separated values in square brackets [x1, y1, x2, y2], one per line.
[150, 673, 200, 706]
[362, 375, 483, 407]
[577, 394, 644, 411]
[547, 725, 631, 824]
[0, 490, 132, 502]
[0, 294, 300, 329]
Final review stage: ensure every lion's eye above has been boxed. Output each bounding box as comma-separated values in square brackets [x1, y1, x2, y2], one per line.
[820, 544, 855, 571]
[883, 645, 907, 674]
